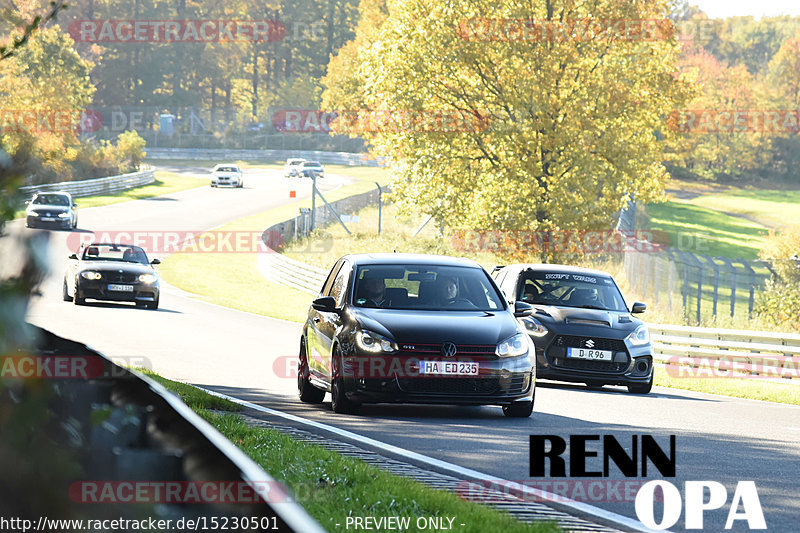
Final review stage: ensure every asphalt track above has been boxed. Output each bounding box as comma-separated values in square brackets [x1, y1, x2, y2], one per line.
[21, 165, 800, 532]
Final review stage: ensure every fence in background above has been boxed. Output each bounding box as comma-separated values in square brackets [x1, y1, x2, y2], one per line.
[259, 186, 387, 294]
[651, 324, 800, 385]
[20, 170, 155, 199]
[145, 147, 387, 167]
[618, 202, 774, 322]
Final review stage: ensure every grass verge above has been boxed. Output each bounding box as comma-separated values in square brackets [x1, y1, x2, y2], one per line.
[148, 370, 557, 533]
[653, 367, 800, 405]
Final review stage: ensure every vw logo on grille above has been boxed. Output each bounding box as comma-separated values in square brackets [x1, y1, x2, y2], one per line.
[585, 339, 595, 348]
[441, 342, 457, 357]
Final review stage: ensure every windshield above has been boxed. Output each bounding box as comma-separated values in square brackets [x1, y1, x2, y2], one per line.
[304, 161, 322, 167]
[519, 272, 627, 312]
[32, 194, 70, 206]
[82, 244, 150, 264]
[352, 264, 504, 311]
[215, 166, 239, 172]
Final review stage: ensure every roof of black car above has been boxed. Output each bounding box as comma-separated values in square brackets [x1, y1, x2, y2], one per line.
[507, 263, 614, 278]
[344, 253, 482, 268]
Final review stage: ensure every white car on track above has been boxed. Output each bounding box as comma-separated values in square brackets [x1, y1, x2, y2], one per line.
[283, 158, 306, 178]
[210, 164, 243, 188]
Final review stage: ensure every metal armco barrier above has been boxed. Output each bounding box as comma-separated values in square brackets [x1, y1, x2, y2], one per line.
[145, 147, 387, 167]
[650, 323, 800, 384]
[20, 170, 155, 199]
[259, 251, 327, 295]
[0, 326, 325, 532]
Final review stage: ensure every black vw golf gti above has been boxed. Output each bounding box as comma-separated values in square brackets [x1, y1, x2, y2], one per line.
[492, 264, 653, 393]
[298, 254, 536, 416]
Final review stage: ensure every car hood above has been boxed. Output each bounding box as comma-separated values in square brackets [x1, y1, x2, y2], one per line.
[213, 172, 240, 177]
[350, 307, 519, 345]
[78, 261, 155, 274]
[28, 204, 69, 213]
[530, 305, 642, 337]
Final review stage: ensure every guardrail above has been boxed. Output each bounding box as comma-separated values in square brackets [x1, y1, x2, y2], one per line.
[8, 326, 325, 532]
[650, 323, 800, 384]
[145, 147, 387, 167]
[259, 252, 327, 295]
[20, 169, 155, 199]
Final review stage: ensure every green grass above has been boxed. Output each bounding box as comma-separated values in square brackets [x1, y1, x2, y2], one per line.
[644, 201, 769, 259]
[135, 368, 242, 412]
[282, 202, 503, 271]
[686, 188, 800, 230]
[148, 370, 557, 533]
[654, 367, 800, 405]
[15, 170, 206, 218]
[158, 166, 390, 323]
[75, 171, 206, 209]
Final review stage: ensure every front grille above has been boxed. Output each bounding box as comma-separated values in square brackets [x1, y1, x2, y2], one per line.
[398, 344, 496, 356]
[103, 272, 138, 283]
[399, 377, 499, 395]
[556, 359, 628, 372]
[553, 335, 626, 351]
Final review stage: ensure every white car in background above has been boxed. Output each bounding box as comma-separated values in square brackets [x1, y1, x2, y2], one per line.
[283, 158, 306, 178]
[210, 164, 243, 188]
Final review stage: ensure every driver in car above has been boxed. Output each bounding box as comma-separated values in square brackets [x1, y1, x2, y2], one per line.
[440, 276, 459, 304]
[360, 277, 387, 307]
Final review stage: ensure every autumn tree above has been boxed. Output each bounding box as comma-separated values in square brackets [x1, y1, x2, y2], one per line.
[323, 0, 692, 240]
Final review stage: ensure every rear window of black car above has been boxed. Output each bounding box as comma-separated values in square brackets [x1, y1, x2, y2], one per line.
[519, 271, 627, 312]
[352, 264, 504, 311]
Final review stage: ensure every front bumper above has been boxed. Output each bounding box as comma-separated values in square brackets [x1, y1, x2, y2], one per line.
[339, 353, 535, 406]
[76, 280, 159, 304]
[532, 334, 653, 386]
[27, 215, 72, 229]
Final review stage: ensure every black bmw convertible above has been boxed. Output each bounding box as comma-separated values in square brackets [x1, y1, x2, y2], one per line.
[298, 254, 536, 416]
[63, 243, 161, 309]
[492, 264, 653, 394]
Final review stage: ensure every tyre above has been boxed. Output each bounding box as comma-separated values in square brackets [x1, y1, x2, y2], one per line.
[73, 287, 85, 306]
[62, 278, 73, 301]
[72, 216, 77, 229]
[502, 399, 534, 418]
[331, 348, 359, 414]
[628, 375, 653, 394]
[298, 338, 325, 404]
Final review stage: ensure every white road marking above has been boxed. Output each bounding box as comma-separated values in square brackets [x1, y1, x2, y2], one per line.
[195, 386, 670, 533]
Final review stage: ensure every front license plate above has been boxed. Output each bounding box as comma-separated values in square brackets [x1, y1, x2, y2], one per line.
[108, 284, 134, 292]
[419, 361, 479, 376]
[567, 347, 613, 361]
[41, 217, 55, 222]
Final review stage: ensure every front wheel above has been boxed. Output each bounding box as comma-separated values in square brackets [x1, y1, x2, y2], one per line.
[331, 348, 359, 414]
[62, 279, 73, 301]
[628, 375, 653, 394]
[298, 338, 325, 403]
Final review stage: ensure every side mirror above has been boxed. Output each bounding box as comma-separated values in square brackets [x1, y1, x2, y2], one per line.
[631, 302, 647, 314]
[514, 300, 534, 318]
[24, 200, 30, 205]
[150, 258, 161, 265]
[68, 253, 78, 260]
[311, 296, 337, 313]
[72, 202, 78, 207]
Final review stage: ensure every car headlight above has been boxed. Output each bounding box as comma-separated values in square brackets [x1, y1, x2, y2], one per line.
[80, 271, 102, 280]
[355, 330, 398, 354]
[28, 211, 40, 217]
[496, 332, 529, 357]
[57, 212, 70, 218]
[521, 317, 548, 337]
[139, 274, 157, 284]
[626, 325, 651, 346]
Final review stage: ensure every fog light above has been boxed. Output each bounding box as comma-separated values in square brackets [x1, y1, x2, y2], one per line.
[636, 360, 649, 373]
